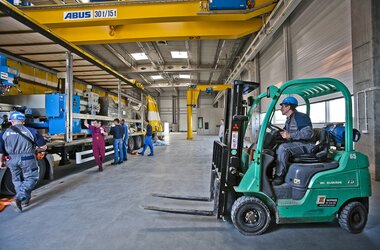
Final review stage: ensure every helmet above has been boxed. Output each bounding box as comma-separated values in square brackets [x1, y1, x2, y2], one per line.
[9, 111, 26, 121]
[280, 96, 298, 106]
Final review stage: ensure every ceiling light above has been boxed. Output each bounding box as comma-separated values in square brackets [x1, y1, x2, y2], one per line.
[80, 0, 90, 3]
[131, 53, 148, 60]
[179, 74, 191, 79]
[151, 75, 163, 80]
[171, 51, 188, 59]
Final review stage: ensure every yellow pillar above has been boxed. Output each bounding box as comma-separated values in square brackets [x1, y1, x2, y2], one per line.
[187, 89, 193, 140]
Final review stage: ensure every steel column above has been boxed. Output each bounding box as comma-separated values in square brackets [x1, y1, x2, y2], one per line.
[65, 51, 73, 143]
[118, 80, 122, 118]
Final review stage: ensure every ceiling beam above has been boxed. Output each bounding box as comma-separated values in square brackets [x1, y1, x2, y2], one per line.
[120, 65, 223, 74]
[49, 20, 263, 45]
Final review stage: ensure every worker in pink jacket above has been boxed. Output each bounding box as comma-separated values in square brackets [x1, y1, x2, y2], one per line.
[84, 119, 107, 172]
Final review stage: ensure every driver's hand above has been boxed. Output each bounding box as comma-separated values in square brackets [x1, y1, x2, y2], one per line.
[0, 161, 6, 169]
[280, 130, 290, 139]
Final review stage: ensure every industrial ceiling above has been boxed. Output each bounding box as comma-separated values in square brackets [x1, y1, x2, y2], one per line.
[0, 0, 279, 96]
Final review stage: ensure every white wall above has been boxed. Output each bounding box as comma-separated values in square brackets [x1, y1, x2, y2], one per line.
[155, 90, 218, 132]
[196, 108, 224, 135]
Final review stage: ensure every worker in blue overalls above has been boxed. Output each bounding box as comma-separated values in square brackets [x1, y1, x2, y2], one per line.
[121, 119, 129, 161]
[139, 120, 154, 156]
[273, 97, 315, 185]
[0, 111, 47, 212]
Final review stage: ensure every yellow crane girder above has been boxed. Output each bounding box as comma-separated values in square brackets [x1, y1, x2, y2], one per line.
[20, 0, 277, 44]
[51, 19, 263, 45]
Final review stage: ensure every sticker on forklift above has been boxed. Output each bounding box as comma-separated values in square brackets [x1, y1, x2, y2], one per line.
[350, 153, 357, 159]
[316, 196, 338, 207]
[231, 131, 239, 149]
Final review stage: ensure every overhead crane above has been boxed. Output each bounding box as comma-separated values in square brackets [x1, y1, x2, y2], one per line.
[19, 0, 278, 44]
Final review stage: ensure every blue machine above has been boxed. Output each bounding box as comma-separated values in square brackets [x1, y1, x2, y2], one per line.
[209, 0, 248, 10]
[0, 55, 19, 95]
[45, 94, 81, 135]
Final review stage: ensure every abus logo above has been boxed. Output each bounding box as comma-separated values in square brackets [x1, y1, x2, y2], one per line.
[64, 11, 92, 20]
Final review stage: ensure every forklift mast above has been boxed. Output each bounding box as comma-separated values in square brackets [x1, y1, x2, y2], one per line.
[221, 80, 260, 217]
[144, 80, 260, 219]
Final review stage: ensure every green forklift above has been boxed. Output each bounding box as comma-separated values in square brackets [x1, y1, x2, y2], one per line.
[145, 78, 372, 235]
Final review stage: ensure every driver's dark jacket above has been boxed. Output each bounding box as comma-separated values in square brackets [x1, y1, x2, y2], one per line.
[284, 110, 314, 141]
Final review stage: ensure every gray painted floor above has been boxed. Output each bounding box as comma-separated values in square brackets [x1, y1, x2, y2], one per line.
[1, 133, 379, 250]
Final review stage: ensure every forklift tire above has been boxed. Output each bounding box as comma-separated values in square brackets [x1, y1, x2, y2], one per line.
[339, 201, 368, 233]
[231, 196, 271, 236]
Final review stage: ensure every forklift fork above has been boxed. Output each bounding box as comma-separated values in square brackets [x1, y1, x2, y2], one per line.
[144, 141, 228, 218]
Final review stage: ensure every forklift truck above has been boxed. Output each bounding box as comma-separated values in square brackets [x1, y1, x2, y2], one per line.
[145, 78, 371, 235]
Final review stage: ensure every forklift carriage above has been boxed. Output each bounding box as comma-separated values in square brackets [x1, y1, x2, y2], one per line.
[145, 78, 372, 236]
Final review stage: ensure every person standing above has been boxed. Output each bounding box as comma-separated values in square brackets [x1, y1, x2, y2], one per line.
[109, 118, 124, 165]
[139, 120, 154, 156]
[84, 119, 107, 172]
[0, 111, 47, 212]
[121, 119, 129, 161]
[219, 119, 225, 142]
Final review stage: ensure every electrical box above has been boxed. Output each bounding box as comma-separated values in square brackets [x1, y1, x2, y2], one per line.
[209, 0, 247, 10]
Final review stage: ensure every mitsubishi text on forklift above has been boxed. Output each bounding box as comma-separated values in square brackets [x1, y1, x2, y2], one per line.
[145, 78, 371, 236]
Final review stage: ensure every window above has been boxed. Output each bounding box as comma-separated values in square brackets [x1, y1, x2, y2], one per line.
[310, 102, 326, 123]
[328, 98, 345, 123]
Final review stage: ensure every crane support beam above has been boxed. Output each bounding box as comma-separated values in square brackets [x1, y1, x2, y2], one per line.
[19, 0, 276, 44]
[50, 19, 263, 44]
[20, 1, 276, 28]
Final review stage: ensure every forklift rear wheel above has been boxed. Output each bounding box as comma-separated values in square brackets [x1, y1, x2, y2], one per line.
[231, 196, 271, 236]
[339, 201, 368, 233]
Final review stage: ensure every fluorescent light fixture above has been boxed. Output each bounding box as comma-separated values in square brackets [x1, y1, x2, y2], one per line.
[80, 0, 90, 3]
[151, 75, 163, 80]
[131, 53, 148, 60]
[179, 74, 191, 79]
[171, 51, 188, 59]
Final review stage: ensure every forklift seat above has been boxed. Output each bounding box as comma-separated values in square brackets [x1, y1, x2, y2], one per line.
[291, 128, 330, 163]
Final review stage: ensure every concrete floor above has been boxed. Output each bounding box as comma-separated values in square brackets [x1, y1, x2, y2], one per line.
[1, 133, 379, 250]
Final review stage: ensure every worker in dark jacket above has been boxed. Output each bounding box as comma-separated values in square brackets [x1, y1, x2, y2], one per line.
[139, 120, 154, 156]
[0, 111, 47, 212]
[109, 118, 124, 165]
[273, 97, 315, 185]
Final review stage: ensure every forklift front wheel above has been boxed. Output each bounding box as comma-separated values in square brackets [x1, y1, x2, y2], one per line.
[231, 196, 271, 236]
[339, 201, 368, 234]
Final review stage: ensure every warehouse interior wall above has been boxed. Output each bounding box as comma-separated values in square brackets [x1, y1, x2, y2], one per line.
[351, 0, 380, 181]
[155, 89, 216, 132]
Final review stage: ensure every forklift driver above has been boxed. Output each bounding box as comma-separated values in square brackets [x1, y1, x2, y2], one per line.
[273, 97, 315, 185]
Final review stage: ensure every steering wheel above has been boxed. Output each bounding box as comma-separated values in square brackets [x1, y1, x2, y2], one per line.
[268, 123, 284, 133]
